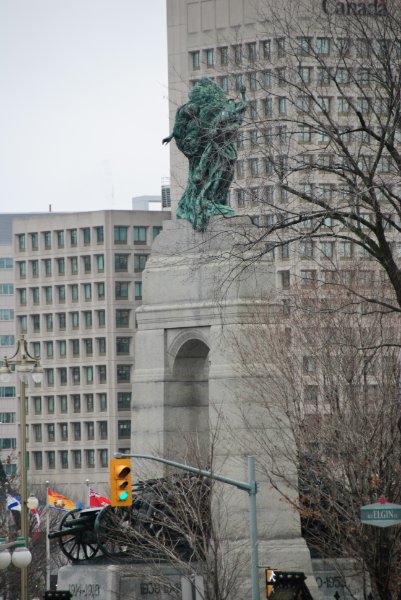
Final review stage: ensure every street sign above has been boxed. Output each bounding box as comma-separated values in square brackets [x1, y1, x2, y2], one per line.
[360, 501, 401, 527]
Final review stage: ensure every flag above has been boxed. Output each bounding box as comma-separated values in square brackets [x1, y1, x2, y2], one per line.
[47, 489, 77, 511]
[30, 507, 40, 531]
[89, 488, 111, 508]
[6, 493, 21, 511]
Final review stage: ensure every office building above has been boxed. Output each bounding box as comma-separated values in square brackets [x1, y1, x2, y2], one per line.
[12, 210, 170, 496]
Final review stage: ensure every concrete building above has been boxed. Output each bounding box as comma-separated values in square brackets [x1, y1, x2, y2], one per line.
[12, 210, 170, 498]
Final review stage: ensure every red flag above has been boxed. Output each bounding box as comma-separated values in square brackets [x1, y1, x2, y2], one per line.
[89, 488, 111, 508]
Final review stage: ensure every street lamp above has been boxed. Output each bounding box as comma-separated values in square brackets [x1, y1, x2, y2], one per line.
[0, 335, 43, 600]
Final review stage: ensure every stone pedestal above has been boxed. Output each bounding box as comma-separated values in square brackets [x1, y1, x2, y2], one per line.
[131, 217, 319, 598]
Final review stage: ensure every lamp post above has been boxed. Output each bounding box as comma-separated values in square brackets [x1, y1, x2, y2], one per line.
[0, 335, 43, 600]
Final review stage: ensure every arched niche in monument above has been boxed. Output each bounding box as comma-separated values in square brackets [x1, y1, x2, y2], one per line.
[165, 336, 210, 462]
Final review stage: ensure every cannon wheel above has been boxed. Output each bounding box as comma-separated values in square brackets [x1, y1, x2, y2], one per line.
[58, 508, 99, 562]
[95, 506, 136, 559]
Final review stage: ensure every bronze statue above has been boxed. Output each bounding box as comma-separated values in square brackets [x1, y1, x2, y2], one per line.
[163, 78, 247, 231]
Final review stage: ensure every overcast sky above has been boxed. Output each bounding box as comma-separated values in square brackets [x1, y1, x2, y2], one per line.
[0, 1, 170, 214]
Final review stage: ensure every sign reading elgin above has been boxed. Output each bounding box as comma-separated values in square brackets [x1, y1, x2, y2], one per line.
[322, 0, 388, 16]
[360, 500, 401, 528]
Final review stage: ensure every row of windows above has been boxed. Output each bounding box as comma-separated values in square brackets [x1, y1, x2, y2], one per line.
[16, 309, 131, 332]
[0, 387, 16, 398]
[0, 284, 13, 295]
[41, 363, 131, 387]
[190, 36, 398, 71]
[17, 227, 104, 251]
[16, 253, 149, 279]
[0, 335, 15, 347]
[17, 254, 105, 278]
[29, 392, 131, 415]
[278, 267, 382, 290]
[17, 281, 142, 307]
[31, 420, 110, 443]
[26, 336, 131, 359]
[17, 225, 162, 252]
[0, 412, 16, 423]
[31, 448, 110, 471]
[0, 309, 14, 321]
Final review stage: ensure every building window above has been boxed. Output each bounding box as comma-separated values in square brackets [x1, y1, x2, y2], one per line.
[97, 365, 107, 384]
[72, 394, 81, 413]
[85, 366, 94, 384]
[83, 255, 91, 274]
[71, 366, 80, 385]
[117, 365, 131, 383]
[86, 422, 95, 441]
[118, 420, 131, 439]
[30, 233, 38, 250]
[153, 226, 162, 239]
[85, 394, 94, 412]
[47, 423, 55, 442]
[115, 253, 129, 272]
[99, 421, 108, 440]
[84, 338, 93, 356]
[97, 310, 106, 327]
[82, 310, 92, 329]
[17, 234, 26, 251]
[46, 369, 54, 386]
[45, 286, 53, 304]
[0, 308, 14, 321]
[134, 226, 147, 244]
[33, 451, 43, 470]
[114, 226, 128, 244]
[304, 385, 319, 410]
[70, 256, 78, 274]
[205, 48, 214, 67]
[317, 67, 330, 85]
[60, 450, 69, 469]
[219, 46, 228, 65]
[43, 231, 52, 250]
[46, 341, 54, 358]
[59, 395, 68, 413]
[261, 40, 271, 59]
[338, 241, 353, 258]
[58, 312, 66, 330]
[56, 230, 64, 248]
[47, 451, 55, 469]
[70, 338, 79, 357]
[233, 44, 242, 65]
[96, 282, 105, 300]
[71, 312, 79, 329]
[98, 393, 107, 411]
[72, 450, 82, 469]
[134, 281, 142, 300]
[44, 259, 52, 276]
[115, 282, 129, 299]
[33, 424, 42, 442]
[116, 309, 130, 328]
[300, 270, 317, 287]
[276, 37, 286, 57]
[83, 283, 92, 301]
[86, 449, 95, 468]
[236, 189, 245, 207]
[72, 422, 81, 441]
[316, 37, 330, 55]
[46, 396, 55, 414]
[116, 337, 131, 355]
[296, 36, 312, 55]
[95, 226, 104, 243]
[278, 97, 287, 114]
[118, 392, 131, 411]
[247, 41, 257, 62]
[96, 254, 104, 273]
[191, 50, 200, 70]
[99, 449, 108, 468]
[97, 337, 106, 354]
[56, 258, 65, 275]
[279, 270, 290, 289]
[59, 367, 67, 385]
[236, 160, 244, 179]
[18, 261, 26, 279]
[249, 158, 259, 177]
[70, 229, 77, 247]
[60, 423, 68, 442]
[303, 356, 317, 373]
[134, 254, 148, 272]
[82, 227, 91, 245]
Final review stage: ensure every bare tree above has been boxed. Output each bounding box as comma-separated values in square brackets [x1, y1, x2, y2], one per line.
[229, 281, 401, 600]
[195, 0, 401, 313]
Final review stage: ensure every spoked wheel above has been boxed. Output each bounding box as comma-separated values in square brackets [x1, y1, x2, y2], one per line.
[58, 508, 99, 562]
[95, 505, 138, 560]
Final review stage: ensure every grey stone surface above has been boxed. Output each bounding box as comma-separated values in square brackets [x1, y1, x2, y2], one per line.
[131, 217, 319, 599]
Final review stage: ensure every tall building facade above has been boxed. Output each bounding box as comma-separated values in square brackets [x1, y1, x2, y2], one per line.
[12, 210, 170, 498]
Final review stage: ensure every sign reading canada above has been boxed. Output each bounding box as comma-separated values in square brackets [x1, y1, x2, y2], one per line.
[322, 0, 388, 16]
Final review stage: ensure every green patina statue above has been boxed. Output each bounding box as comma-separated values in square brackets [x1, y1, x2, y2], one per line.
[163, 78, 248, 232]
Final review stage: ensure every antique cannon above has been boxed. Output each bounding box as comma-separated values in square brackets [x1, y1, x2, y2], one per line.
[48, 475, 209, 563]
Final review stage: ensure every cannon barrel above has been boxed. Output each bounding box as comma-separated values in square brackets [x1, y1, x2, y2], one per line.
[62, 516, 96, 528]
[48, 525, 92, 540]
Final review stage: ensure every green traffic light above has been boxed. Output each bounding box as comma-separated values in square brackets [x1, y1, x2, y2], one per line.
[119, 491, 129, 501]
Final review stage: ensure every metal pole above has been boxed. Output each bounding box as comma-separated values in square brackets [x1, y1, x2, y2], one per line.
[20, 380, 28, 600]
[248, 456, 259, 600]
[46, 480, 50, 591]
[117, 453, 260, 600]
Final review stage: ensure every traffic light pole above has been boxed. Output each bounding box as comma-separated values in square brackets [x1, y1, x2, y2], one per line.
[115, 453, 260, 600]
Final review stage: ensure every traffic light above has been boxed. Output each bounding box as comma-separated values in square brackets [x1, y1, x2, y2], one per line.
[266, 568, 279, 597]
[110, 457, 132, 506]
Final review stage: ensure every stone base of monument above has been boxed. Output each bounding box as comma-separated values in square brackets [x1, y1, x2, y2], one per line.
[57, 562, 203, 600]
